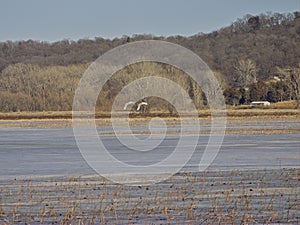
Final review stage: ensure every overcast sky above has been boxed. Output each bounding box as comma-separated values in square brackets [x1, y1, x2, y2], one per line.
[0, 0, 299, 42]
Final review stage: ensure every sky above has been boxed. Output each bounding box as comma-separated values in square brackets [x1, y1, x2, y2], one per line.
[0, 0, 299, 42]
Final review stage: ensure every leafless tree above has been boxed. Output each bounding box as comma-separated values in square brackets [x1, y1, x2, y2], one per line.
[277, 66, 300, 108]
[234, 59, 257, 88]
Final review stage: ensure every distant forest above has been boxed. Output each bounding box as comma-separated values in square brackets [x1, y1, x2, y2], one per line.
[0, 12, 299, 112]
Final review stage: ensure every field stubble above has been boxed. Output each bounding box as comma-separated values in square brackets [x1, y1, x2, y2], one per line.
[0, 169, 299, 224]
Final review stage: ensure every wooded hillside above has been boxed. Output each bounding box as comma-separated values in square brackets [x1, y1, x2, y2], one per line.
[0, 12, 299, 112]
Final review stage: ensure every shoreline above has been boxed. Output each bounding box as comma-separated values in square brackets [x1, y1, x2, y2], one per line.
[0, 108, 299, 120]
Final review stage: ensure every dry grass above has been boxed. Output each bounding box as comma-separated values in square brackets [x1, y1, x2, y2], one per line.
[0, 102, 299, 121]
[0, 110, 299, 135]
[0, 169, 299, 224]
[270, 100, 298, 109]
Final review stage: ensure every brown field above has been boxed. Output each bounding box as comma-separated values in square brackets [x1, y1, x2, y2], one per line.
[0, 107, 299, 120]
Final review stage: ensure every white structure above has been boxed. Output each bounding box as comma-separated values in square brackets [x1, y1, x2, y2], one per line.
[250, 101, 271, 107]
[137, 102, 148, 111]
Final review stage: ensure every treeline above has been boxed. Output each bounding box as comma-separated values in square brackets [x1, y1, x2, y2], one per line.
[0, 62, 208, 112]
[0, 12, 299, 112]
[0, 60, 298, 113]
[0, 63, 86, 111]
[1, 12, 299, 82]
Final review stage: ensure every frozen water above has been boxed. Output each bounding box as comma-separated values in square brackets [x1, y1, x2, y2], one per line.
[0, 125, 299, 181]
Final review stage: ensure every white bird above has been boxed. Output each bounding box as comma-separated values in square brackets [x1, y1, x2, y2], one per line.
[137, 102, 148, 111]
[123, 101, 135, 110]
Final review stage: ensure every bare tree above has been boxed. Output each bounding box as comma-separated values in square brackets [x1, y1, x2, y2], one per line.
[234, 59, 257, 88]
[277, 66, 300, 108]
